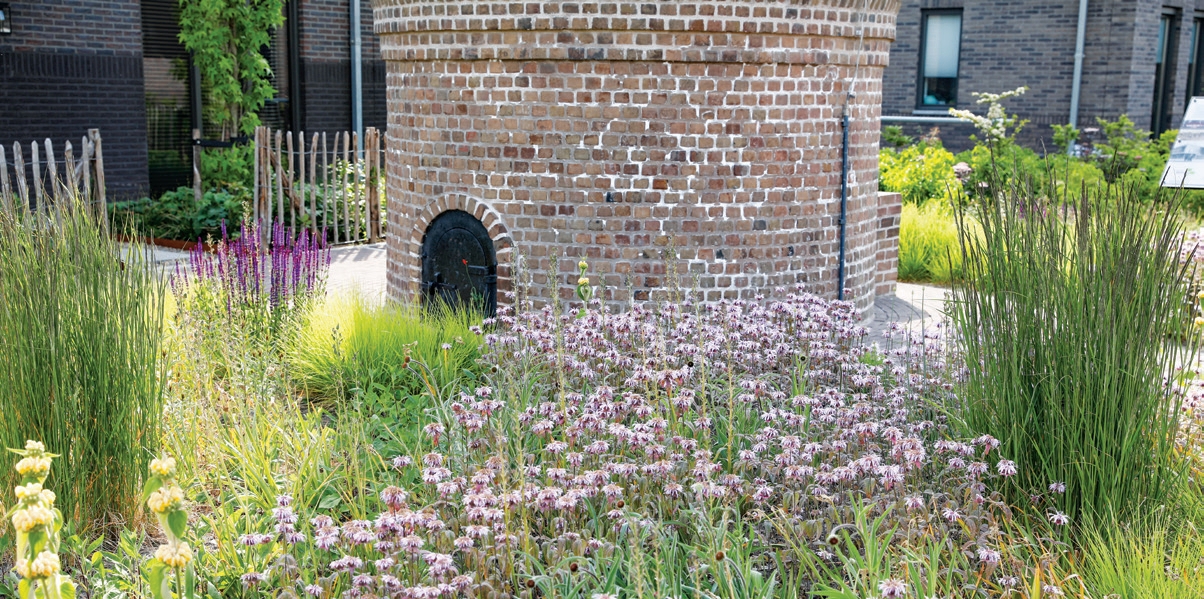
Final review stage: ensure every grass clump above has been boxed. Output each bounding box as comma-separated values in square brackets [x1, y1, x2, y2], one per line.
[292, 296, 482, 404]
[950, 180, 1196, 524]
[0, 203, 164, 532]
[1081, 515, 1204, 598]
[898, 201, 972, 284]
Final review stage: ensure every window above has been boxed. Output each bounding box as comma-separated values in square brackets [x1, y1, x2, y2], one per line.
[1152, 12, 1179, 135]
[918, 10, 962, 108]
[1188, 18, 1204, 105]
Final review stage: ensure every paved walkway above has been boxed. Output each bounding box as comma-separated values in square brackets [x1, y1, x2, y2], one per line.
[138, 240, 949, 331]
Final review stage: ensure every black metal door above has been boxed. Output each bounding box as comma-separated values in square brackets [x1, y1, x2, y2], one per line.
[421, 210, 497, 315]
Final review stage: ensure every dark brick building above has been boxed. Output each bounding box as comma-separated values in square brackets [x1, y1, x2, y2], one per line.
[0, 0, 385, 198]
[882, 0, 1204, 150]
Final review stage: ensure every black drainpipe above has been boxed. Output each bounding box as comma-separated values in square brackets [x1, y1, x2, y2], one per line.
[837, 105, 850, 301]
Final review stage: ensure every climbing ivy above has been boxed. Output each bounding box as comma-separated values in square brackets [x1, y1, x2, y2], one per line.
[178, 0, 284, 138]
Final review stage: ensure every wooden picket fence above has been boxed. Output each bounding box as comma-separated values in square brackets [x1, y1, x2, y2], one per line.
[0, 129, 107, 223]
[252, 126, 384, 245]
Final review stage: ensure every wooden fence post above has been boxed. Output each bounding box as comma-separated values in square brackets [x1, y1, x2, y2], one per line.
[0, 144, 10, 213]
[309, 133, 318, 237]
[64, 141, 78, 200]
[31, 141, 42, 212]
[13, 142, 28, 210]
[274, 129, 284, 230]
[81, 135, 93, 209]
[253, 126, 261, 227]
[342, 132, 351, 243]
[90, 129, 107, 227]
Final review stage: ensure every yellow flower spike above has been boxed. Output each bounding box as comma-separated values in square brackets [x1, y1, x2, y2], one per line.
[155, 542, 193, 568]
[146, 485, 184, 514]
[26, 551, 61, 579]
[577, 276, 590, 287]
[14, 482, 42, 500]
[11, 505, 54, 533]
[14, 456, 51, 477]
[149, 456, 177, 477]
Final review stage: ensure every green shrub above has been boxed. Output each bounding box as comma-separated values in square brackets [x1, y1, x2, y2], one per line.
[292, 296, 481, 396]
[879, 143, 960, 205]
[0, 201, 165, 532]
[109, 186, 245, 242]
[950, 178, 1195, 525]
[1081, 515, 1204, 598]
[898, 201, 971, 284]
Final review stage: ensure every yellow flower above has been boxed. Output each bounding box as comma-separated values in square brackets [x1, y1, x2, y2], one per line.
[149, 457, 177, 477]
[38, 490, 55, 505]
[12, 505, 54, 532]
[21, 550, 59, 577]
[1195, 317, 1204, 327]
[14, 483, 42, 501]
[147, 485, 184, 514]
[23, 441, 45, 453]
[577, 277, 589, 287]
[14, 457, 51, 477]
[578, 260, 588, 271]
[155, 542, 193, 568]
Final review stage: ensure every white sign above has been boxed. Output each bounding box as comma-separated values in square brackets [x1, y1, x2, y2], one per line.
[1163, 97, 1204, 188]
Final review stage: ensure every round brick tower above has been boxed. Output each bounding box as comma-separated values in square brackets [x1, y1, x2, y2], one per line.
[374, 0, 902, 315]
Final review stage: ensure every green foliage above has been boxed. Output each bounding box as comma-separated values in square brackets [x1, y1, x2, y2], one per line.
[1081, 515, 1204, 598]
[881, 125, 914, 150]
[109, 186, 246, 242]
[200, 144, 255, 202]
[0, 202, 164, 533]
[897, 201, 971, 284]
[950, 177, 1195, 525]
[177, 0, 283, 137]
[1052, 123, 1080, 155]
[291, 296, 482, 453]
[879, 143, 960, 205]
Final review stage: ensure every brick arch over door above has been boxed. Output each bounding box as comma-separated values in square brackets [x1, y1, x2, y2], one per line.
[387, 193, 514, 301]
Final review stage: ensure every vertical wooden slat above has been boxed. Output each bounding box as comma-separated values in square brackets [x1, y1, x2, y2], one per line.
[91, 129, 107, 226]
[64, 141, 78, 201]
[366, 128, 378, 243]
[261, 128, 272, 228]
[253, 126, 261, 227]
[286, 130, 296, 233]
[297, 130, 306, 235]
[325, 132, 334, 244]
[275, 130, 284, 228]
[342, 132, 351, 244]
[0, 144, 10, 213]
[13, 143, 29, 211]
[309, 133, 318, 237]
[43, 139, 59, 204]
[31, 141, 42, 212]
[81, 136, 92, 207]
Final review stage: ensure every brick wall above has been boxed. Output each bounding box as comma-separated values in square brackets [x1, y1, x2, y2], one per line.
[376, 0, 902, 317]
[299, 0, 386, 134]
[875, 192, 902, 297]
[884, 0, 1204, 150]
[0, 0, 148, 198]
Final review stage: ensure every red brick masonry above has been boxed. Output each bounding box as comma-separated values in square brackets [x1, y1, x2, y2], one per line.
[373, 0, 902, 315]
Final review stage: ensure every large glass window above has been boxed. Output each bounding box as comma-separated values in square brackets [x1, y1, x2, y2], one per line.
[1188, 19, 1203, 105]
[1152, 13, 1179, 135]
[918, 10, 962, 108]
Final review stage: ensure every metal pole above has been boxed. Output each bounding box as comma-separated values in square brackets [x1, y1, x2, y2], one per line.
[837, 108, 850, 301]
[1069, 0, 1090, 154]
[350, 0, 363, 155]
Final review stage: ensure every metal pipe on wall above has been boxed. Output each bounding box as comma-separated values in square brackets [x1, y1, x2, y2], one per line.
[350, 0, 363, 153]
[837, 107, 850, 301]
[1068, 0, 1090, 153]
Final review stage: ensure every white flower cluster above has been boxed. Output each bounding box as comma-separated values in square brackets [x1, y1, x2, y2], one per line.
[949, 86, 1028, 144]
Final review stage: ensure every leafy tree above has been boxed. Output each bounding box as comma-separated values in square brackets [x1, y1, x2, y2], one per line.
[178, 0, 284, 139]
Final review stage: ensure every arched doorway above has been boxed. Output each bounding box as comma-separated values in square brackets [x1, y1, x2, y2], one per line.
[420, 210, 497, 315]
